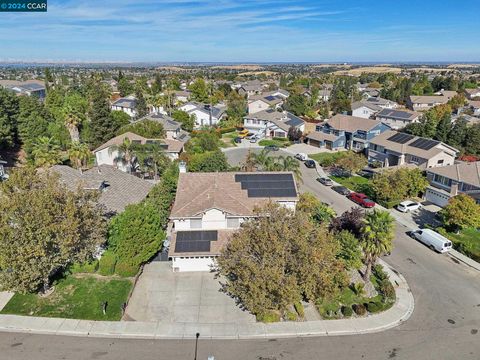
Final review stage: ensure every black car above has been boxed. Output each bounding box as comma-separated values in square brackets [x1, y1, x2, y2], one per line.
[304, 160, 316, 168]
[332, 185, 350, 196]
[265, 145, 279, 151]
[234, 137, 242, 143]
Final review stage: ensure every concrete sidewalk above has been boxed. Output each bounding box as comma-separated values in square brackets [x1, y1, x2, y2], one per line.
[0, 260, 414, 340]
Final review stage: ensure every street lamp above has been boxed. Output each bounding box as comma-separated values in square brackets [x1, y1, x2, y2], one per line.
[194, 332, 200, 360]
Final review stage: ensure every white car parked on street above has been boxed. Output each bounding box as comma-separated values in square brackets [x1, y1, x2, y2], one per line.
[397, 200, 422, 213]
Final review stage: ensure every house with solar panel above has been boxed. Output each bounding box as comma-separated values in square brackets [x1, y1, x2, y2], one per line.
[306, 114, 390, 152]
[247, 90, 289, 115]
[243, 109, 305, 139]
[375, 108, 421, 130]
[168, 171, 299, 272]
[111, 95, 138, 118]
[351, 97, 399, 119]
[367, 130, 458, 169]
[0, 80, 46, 99]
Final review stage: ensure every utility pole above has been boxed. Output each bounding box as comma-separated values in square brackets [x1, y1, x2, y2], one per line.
[194, 332, 200, 360]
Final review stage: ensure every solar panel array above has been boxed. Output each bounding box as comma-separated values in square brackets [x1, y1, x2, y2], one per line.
[387, 133, 414, 144]
[409, 138, 439, 150]
[175, 230, 218, 253]
[264, 95, 278, 101]
[235, 173, 297, 198]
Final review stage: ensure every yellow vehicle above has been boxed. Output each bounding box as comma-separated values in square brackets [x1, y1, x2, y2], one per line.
[238, 129, 250, 138]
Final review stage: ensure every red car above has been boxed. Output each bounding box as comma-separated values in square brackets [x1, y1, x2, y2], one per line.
[347, 192, 375, 208]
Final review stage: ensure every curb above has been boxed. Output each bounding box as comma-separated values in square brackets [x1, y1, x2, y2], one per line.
[0, 261, 414, 340]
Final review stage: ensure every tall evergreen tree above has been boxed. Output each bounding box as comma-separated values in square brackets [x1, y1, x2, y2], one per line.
[88, 87, 116, 147]
[135, 88, 148, 118]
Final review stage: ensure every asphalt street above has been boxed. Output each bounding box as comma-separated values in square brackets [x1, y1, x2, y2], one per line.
[0, 148, 479, 360]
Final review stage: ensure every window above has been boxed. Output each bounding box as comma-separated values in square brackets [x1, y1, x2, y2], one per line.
[433, 174, 451, 187]
[437, 159, 444, 164]
[227, 218, 240, 228]
[190, 219, 202, 229]
[411, 156, 419, 163]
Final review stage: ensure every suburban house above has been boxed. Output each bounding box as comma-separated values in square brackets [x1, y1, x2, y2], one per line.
[111, 95, 137, 118]
[0, 80, 46, 99]
[306, 114, 390, 151]
[351, 97, 398, 119]
[137, 113, 183, 140]
[375, 108, 421, 129]
[52, 165, 154, 215]
[94, 132, 184, 172]
[243, 109, 305, 138]
[173, 90, 190, 104]
[178, 102, 226, 128]
[247, 90, 288, 114]
[367, 130, 458, 169]
[468, 100, 480, 116]
[407, 90, 456, 112]
[168, 171, 299, 272]
[464, 88, 480, 100]
[424, 161, 480, 207]
[319, 84, 333, 101]
[237, 80, 265, 97]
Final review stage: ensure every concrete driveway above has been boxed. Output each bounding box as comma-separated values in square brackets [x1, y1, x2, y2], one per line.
[125, 262, 255, 324]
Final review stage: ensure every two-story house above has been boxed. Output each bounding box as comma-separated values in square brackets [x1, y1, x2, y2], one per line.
[138, 113, 183, 140]
[306, 114, 390, 152]
[247, 90, 288, 114]
[407, 94, 450, 112]
[111, 95, 137, 118]
[367, 130, 458, 169]
[168, 171, 299, 272]
[425, 161, 480, 207]
[0, 80, 46, 99]
[243, 109, 305, 139]
[94, 132, 184, 172]
[375, 108, 421, 130]
[464, 88, 480, 100]
[178, 102, 226, 128]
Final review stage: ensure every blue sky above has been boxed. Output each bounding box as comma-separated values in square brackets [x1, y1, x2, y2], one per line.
[1, 0, 479, 62]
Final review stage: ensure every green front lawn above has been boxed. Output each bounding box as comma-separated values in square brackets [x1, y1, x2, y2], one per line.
[1, 275, 133, 321]
[331, 175, 372, 193]
[309, 152, 348, 166]
[259, 138, 291, 148]
[220, 131, 238, 148]
[444, 228, 480, 262]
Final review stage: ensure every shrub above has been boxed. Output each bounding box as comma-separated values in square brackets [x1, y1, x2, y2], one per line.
[352, 303, 367, 316]
[98, 251, 117, 276]
[294, 302, 305, 318]
[285, 311, 297, 321]
[69, 260, 99, 274]
[114, 261, 139, 277]
[366, 302, 382, 313]
[373, 264, 389, 281]
[379, 279, 396, 301]
[256, 311, 281, 323]
[272, 137, 289, 142]
[351, 282, 365, 296]
[342, 305, 353, 317]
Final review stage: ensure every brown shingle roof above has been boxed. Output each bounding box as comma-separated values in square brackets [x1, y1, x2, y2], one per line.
[326, 114, 382, 132]
[52, 165, 153, 214]
[170, 172, 298, 218]
[93, 132, 183, 154]
[426, 162, 480, 187]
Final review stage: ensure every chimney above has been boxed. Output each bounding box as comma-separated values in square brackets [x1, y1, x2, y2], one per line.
[179, 161, 187, 173]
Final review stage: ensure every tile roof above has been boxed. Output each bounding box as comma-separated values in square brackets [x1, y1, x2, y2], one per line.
[376, 108, 421, 121]
[369, 130, 459, 159]
[93, 132, 183, 154]
[426, 161, 480, 187]
[351, 100, 382, 112]
[326, 114, 382, 132]
[139, 113, 181, 131]
[52, 165, 154, 214]
[170, 172, 298, 218]
[112, 96, 137, 109]
[409, 95, 449, 104]
[168, 229, 234, 257]
[306, 131, 339, 142]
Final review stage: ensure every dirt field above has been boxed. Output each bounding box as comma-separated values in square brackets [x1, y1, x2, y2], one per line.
[333, 66, 403, 75]
[237, 71, 277, 76]
[212, 64, 263, 71]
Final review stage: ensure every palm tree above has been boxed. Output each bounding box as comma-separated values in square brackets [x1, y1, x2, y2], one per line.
[361, 209, 395, 281]
[109, 137, 137, 173]
[251, 148, 271, 169]
[135, 143, 169, 180]
[274, 155, 302, 183]
[31, 137, 63, 168]
[68, 142, 91, 169]
[63, 104, 81, 143]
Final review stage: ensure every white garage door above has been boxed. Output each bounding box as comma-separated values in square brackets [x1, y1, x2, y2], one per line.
[425, 188, 451, 207]
[172, 256, 216, 272]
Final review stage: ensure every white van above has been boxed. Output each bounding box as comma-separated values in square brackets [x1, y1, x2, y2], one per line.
[411, 228, 453, 253]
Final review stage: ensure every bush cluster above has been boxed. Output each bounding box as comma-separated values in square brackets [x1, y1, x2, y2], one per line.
[98, 251, 117, 276]
[342, 305, 353, 317]
[352, 303, 367, 316]
[69, 260, 99, 274]
[366, 301, 382, 313]
[256, 311, 281, 323]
